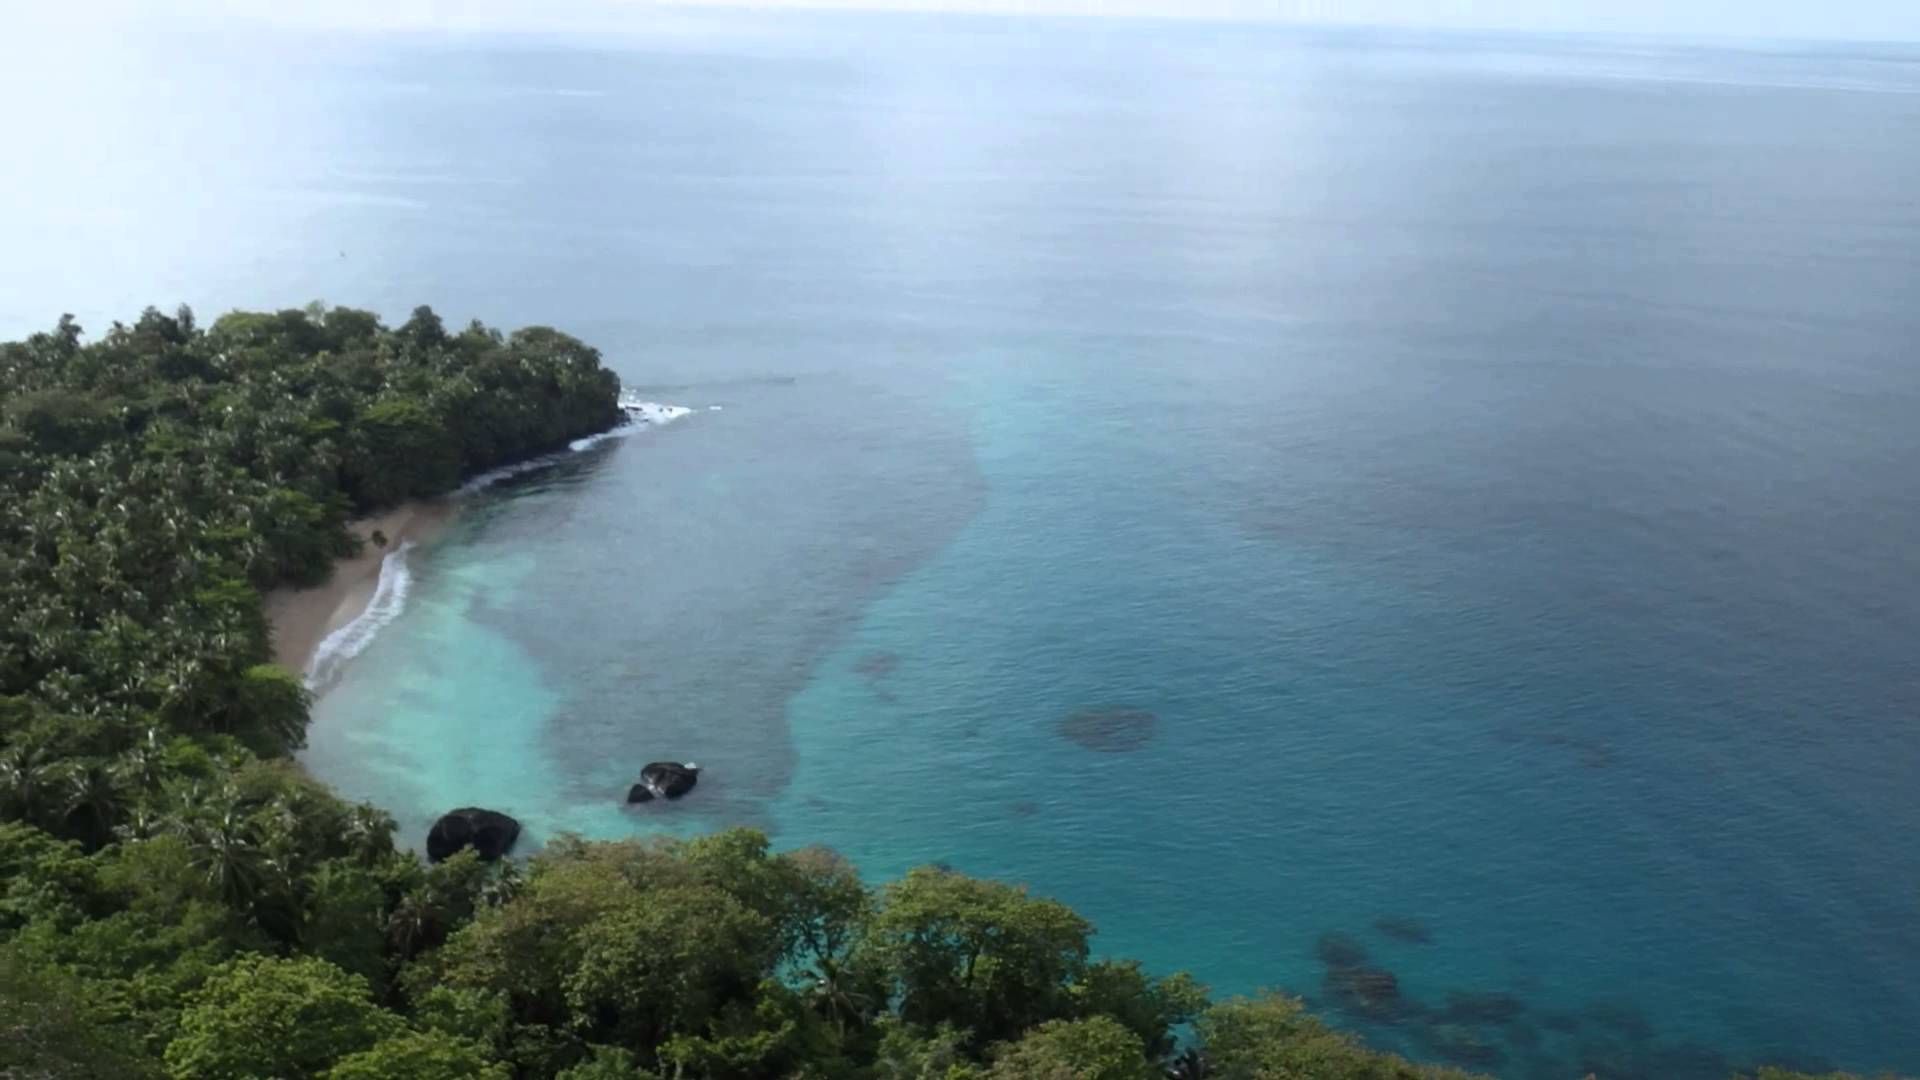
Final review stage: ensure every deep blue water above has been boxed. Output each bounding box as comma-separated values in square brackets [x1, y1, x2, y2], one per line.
[6, 14, 1920, 1078]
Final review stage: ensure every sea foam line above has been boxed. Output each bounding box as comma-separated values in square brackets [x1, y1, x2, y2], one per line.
[458, 398, 693, 494]
[311, 398, 695, 690]
[306, 541, 415, 692]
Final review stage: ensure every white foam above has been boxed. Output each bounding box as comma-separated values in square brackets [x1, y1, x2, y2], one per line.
[620, 397, 694, 426]
[567, 428, 630, 452]
[457, 453, 557, 494]
[306, 541, 415, 692]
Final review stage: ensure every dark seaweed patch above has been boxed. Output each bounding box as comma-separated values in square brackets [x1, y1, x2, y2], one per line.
[1421, 1024, 1507, 1068]
[1324, 965, 1408, 1023]
[1584, 999, 1653, 1039]
[1316, 932, 1371, 970]
[1440, 990, 1526, 1026]
[1538, 1009, 1583, 1034]
[1056, 707, 1157, 753]
[1372, 915, 1435, 945]
[853, 651, 901, 678]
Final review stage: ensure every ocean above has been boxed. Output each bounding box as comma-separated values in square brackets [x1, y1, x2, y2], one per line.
[5, 13, 1919, 1078]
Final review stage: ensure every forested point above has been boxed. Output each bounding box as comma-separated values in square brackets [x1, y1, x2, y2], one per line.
[0, 306, 1897, 1079]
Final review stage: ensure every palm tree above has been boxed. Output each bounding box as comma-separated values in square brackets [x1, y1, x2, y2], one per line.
[112, 804, 164, 844]
[477, 859, 523, 909]
[385, 888, 438, 961]
[58, 760, 127, 847]
[340, 804, 397, 866]
[112, 727, 167, 795]
[183, 807, 266, 911]
[0, 741, 59, 826]
[806, 954, 879, 1038]
[166, 782, 267, 912]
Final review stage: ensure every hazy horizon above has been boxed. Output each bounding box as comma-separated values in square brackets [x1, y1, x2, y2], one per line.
[23, 0, 1920, 43]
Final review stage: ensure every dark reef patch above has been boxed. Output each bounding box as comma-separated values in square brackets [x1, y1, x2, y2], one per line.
[1372, 915, 1434, 945]
[854, 651, 901, 679]
[1574, 1039, 1650, 1080]
[1737, 1050, 1837, 1077]
[1324, 965, 1407, 1023]
[1584, 999, 1653, 1039]
[1440, 990, 1527, 1026]
[1538, 1009, 1583, 1034]
[1057, 706, 1157, 753]
[1421, 1024, 1507, 1068]
[1316, 932, 1372, 970]
[1645, 1041, 1733, 1080]
[1494, 723, 1616, 770]
[1010, 801, 1042, 817]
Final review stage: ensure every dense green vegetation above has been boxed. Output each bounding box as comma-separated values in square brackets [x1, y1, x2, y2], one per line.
[0, 307, 1900, 1079]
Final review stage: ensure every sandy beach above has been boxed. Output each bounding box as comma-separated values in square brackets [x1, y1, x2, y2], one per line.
[265, 501, 459, 676]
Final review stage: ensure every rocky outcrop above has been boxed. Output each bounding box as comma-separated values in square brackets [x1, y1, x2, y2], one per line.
[426, 807, 521, 863]
[626, 761, 700, 803]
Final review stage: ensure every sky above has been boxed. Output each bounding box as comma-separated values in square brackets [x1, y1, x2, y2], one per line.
[18, 0, 1920, 41]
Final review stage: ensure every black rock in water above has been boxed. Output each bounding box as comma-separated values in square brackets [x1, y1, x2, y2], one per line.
[626, 783, 655, 804]
[426, 807, 521, 863]
[635, 761, 700, 800]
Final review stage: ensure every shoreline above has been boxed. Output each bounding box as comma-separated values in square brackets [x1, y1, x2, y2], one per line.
[263, 402, 669, 683]
[264, 500, 460, 678]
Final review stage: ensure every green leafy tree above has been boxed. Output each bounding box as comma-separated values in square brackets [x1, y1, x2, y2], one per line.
[302, 859, 391, 989]
[220, 664, 312, 758]
[0, 950, 161, 1079]
[988, 1016, 1158, 1080]
[776, 844, 876, 1035]
[563, 884, 779, 1048]
[556, 1045, 662, 1080]
[871, 1019, 982, 1080]
[322, 1030, 511, 1080]
[163, 954, 401, 1079]
[343, 397, 461, 507]
[1197, 993, 1483, 1080]
[1071, 960, 1208, 1061]
[860, 867, 1093, 1046]
[7, 388, 121, 455]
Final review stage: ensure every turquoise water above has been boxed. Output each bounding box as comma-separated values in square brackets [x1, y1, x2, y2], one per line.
[8, 14, 1920, 1078]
